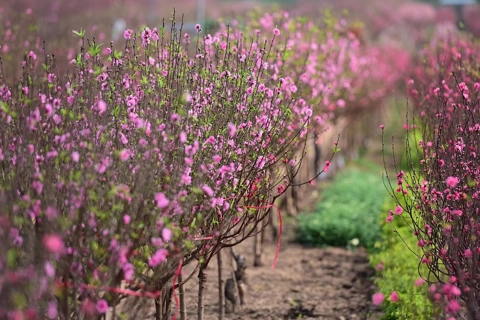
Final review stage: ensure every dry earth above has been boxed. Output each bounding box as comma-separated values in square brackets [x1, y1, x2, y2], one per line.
[179, 237, 382, 320]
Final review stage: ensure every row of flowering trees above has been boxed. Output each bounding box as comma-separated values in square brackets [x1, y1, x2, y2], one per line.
[0, 17, 311, 318]
[387, 29, 480, 319]
[0, 9, 410, 320]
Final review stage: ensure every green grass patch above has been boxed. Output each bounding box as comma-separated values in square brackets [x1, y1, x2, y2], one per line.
[297, 162, 386, 250]
[368, 195, 442, 319]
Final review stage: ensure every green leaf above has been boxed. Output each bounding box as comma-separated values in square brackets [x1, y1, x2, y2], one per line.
[72, 29, 85, 38]
[0, 102, 9, 114]
[7, 249, 18, 268]
[89, 43, 103, 57]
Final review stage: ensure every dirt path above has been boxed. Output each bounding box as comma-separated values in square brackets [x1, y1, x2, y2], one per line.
[114, 184, 383, 320]
[181, 237, 380, 320]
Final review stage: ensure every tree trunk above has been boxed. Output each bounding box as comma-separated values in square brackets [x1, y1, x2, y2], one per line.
[155, 296, 162, 320]
[162, 288, 172, 320]
[217, 250, 225, 320]
[197, 265, 207, 320]
[179, 271, 187, 320]
[254, 219, 267, 267]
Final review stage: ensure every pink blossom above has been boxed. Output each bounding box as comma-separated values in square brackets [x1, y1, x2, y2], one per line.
[446, 176, 459, 188]
[96, 299, 109, 314]
[390, 291, 399, 303]
[122, 263, 134, 281]
[120, 132, 128, 144]
[323, 160, 330, 173]
[47, 150, 58, 159]
[152, 237, 163, 247]
[141, 27, 152, 46]
[47, 301, 58, 318]
[273, 28, 280, 36]
[202, 185, 214, 197]
[181, 168, 192, 185]
[474, 82, 480, 92]
[139, 138, 148, 147]
[228, 123, 236, 137]
[304, 108, 312, 117]
[149, 248, 168, 267]
[256, 156, 266, 169]
[179, 131, 187, 143]
[97, 100, 107, 115]
[451, 285, 461, 296]
[464, 248, 473, 258]
[71, 151, 80, 162]
[119, 149, 131, 161]
[155, 192, 169, 208]
[44, 103, 53, 115]
[47, 73, 56, 83]
[184, 157, 193, 166]
[394, 206, 403, 215]
[126, 95, 138, 108]
[372, 292, 384, 306]
[95, 157, 110, 173]
[162, 228, 172, 241]
[45, 262, 55, 278]
[81, 299, 96, 316]
[445, 300, 460, 314]
[415, 278, 425, 286]
[212, 155, 222, 164]
[451, 209, 463, 217]
[43, 234, 64, 254]
[170, 113, 180, 122]
[123, 215, 131, 225]
[45, 206, 59, 219]
[379, 124, 384, 129]
[386, 215, 393, 223]
[195, 24, 202, 31]
[151, 28, 159, 41]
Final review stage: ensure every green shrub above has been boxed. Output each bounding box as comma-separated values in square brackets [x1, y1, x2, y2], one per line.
[369, 196, 442, 319]
[297, 163, 385, 250]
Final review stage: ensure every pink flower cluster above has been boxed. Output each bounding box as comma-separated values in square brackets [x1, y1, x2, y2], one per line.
[399, 31, 480, 316]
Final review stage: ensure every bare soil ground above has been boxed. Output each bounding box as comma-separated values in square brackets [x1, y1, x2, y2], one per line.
[180, 237, 381, 320]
